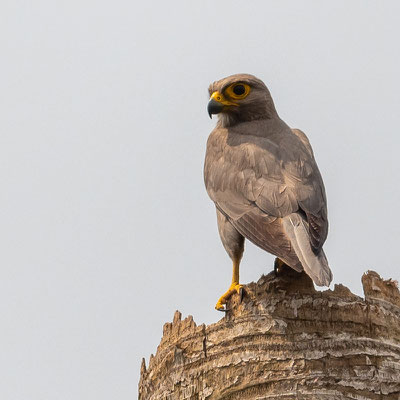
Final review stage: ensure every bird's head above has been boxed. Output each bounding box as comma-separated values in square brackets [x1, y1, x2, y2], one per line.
[207, 74, 278, 127]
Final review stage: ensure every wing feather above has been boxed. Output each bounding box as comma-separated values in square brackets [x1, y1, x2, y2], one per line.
[204, 124, 328, 254]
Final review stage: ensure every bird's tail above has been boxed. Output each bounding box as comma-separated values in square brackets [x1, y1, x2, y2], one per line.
[282, 213, 333, 287]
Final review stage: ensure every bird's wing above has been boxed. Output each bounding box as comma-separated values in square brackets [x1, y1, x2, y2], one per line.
[284, 129, 328, 252]
[204, 128, 328, 253]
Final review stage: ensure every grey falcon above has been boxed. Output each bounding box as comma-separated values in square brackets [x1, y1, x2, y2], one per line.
[204, 73, 333, 311]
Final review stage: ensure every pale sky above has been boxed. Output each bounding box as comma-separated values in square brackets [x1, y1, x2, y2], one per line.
[1, 1, 400, 399]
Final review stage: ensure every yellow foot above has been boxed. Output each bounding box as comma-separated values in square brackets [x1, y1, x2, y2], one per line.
[215, 283, 243, 311]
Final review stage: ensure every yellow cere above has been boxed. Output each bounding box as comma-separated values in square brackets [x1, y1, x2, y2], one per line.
[210, 91, 239, 107]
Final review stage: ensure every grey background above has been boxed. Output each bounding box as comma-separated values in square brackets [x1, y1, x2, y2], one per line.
[1, 1, 399, 399]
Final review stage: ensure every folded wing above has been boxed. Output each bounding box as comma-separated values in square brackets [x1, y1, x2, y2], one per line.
[205, 127, 331, 285]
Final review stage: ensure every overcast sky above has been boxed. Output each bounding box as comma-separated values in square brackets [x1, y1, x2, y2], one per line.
[1, 1, 400, 399]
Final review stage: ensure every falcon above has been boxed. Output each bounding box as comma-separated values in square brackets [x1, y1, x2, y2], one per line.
[204, 74, 333, 311]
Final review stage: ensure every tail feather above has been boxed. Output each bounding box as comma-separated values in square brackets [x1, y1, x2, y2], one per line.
[282, 213, 333, 286]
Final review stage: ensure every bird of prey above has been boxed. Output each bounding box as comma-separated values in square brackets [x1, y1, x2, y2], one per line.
[204, 74, 332, 311]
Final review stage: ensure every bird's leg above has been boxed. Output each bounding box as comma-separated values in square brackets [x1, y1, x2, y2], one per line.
[274, 257, 285, 276]
[274, 257, 291, 277]
[215, 257, 243, 311]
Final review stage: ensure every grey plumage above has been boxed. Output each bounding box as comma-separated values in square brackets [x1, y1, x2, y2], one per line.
[204, 73, 332, 288]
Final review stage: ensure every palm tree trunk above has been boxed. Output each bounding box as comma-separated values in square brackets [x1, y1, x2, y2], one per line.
[139, 269, 400, 399]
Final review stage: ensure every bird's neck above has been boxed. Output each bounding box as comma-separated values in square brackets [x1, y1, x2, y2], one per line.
[217, 106, 279, 129]
[222, 117, 292, 138]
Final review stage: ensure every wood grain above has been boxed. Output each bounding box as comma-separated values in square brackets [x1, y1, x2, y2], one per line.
[139, 268, 400, 399]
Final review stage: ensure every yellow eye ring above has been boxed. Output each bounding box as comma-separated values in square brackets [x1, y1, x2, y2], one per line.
[225, 83, 251, 100]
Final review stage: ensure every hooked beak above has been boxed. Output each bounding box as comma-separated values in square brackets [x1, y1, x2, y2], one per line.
[207, 91, 238, 118]
[207, 99, 224, 118]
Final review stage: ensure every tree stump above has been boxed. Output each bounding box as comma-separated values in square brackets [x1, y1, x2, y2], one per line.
[139, 268, 400, 399]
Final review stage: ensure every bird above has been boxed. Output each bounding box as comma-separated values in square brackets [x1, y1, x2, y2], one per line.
[204, 73, 333, 311]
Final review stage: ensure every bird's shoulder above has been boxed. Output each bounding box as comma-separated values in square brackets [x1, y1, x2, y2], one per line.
[205, 120, 315, 170]
[204, 119, 326, 215]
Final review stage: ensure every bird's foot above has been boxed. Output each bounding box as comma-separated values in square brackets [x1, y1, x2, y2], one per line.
[274, 258, 286, 276]
[215, 283, 243, 311]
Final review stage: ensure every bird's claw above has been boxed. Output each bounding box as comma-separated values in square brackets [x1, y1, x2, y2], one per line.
[239, 287, 244, 302]
[214, 283, 244, 311]
[216, 306, 230, 312]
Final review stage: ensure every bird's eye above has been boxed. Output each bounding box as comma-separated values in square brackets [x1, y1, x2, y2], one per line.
[233, 84, 245, 96]
[225, 82, 251, 100]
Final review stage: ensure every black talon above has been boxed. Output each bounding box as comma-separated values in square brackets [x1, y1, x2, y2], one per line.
[239, 287, 244, 303]
[216, 307, 230, 312]
[274, 258, 282, 276]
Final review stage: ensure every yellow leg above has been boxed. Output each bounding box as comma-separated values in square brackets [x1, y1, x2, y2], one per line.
[215, 258, 243, 310]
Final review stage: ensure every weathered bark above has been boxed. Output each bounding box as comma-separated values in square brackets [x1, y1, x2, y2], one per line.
[139, 268, 400, 399]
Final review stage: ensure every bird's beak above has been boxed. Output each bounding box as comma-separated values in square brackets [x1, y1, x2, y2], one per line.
[207, 99, 224, 118]
[207, 91, 238, 118]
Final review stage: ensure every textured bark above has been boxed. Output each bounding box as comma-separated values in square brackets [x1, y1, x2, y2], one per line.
[139, 268, 400, 399]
